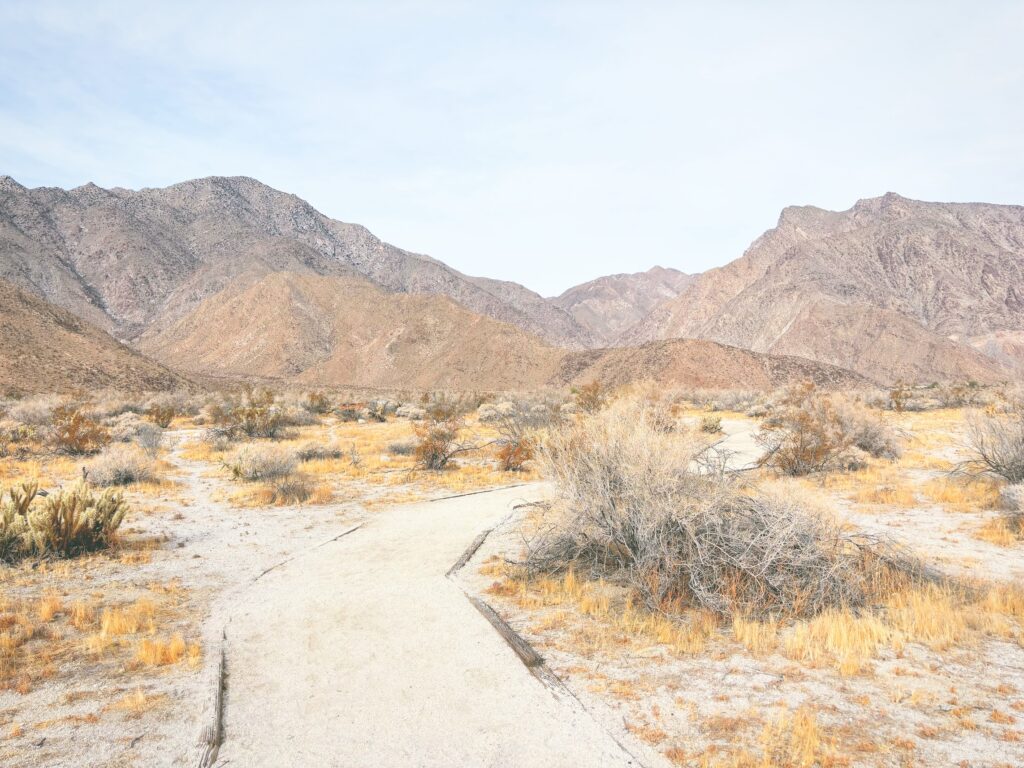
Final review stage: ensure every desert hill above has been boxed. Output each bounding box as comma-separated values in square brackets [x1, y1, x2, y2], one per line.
[623, 193, 1023, 383]
[0, 279, 186, 395]
[0, 175, 592, 347]
[552, 266, 694, 346]
[136, 270, 867, 391]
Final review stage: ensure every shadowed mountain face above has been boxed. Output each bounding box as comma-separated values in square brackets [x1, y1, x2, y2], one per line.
[552, 266, 695, 346]
[0, 175, 592, 347]
[622, 193, 1024, 383]
[0, 279, 185, 395]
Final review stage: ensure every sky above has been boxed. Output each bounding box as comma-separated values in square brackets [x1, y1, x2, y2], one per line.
[1, 1, 1022, 296]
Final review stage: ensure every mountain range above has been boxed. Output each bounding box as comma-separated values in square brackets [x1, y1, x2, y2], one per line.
[1, 175, 1019, 394]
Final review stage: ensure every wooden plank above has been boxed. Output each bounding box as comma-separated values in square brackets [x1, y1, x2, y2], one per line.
[446, 528, 492, 578]
[467, 596, 543, 668]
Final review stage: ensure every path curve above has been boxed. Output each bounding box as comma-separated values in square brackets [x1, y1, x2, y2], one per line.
[215, 485, 641, 767]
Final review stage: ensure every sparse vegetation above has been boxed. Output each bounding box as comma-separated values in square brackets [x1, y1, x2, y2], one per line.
[145, 403, 176, 428]
[303, 390, 332, 414]
[699, 414, 722, 434]
[572, 380, 606, 413]
[224, 445, 297, 482]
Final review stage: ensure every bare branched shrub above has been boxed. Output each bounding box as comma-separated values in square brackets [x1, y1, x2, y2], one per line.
[134, 423, 165, 459]
[414, 414, 476, 470]
[526, 399, 921, 618]
[51, 406, 110, 455]
[224, 445, 297, 482]
[966, 410, 1024, 483]
[757, 383, 864, 476]
[88, 445, 156, 487]
[836, 401, 902, 460]
[107, 412, 146, 442]
[1, 482, 128, 561]
[268, 475, 314, 505]
[492, 401, 557, 472]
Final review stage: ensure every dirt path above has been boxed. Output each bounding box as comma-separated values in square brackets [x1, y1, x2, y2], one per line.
[211, 484, 642, 767]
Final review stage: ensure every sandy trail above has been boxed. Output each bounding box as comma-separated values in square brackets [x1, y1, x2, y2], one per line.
[213, 484, 641, 768]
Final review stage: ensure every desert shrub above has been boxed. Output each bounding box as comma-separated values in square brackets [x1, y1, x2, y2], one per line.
[700, 414, 723, 434]
[414, 414, 472, 470]
[303, 391, 332, 414]
[0, 421, 36, 459]
[267, 475, 315, 505]
[224, 445, 297, 482]
[836, 401, 902, 460]
[364, 400, 396, 423]
[937, 381, 982, 408]
[145, 404, 176, 428]
[492, 401, 556, 472]
[0, 482, 128, 561]
[7, 395, 63, 426]
[572, 381, 606, 413]
[965, 409, 1024, 483]
[386, 440, 417, 456]
[756, 383, 861, 476]
[889, 381, 910, 413]
[84, 395, 143, 421]
[395, 404, 426, 421]
[295, 441, 345, 462]
[107, 412, 147, 442]
[337, 405, 361, 422]
[134, 423, 165, 459]
[51, 406, 110, 455]
[87, 445, 156, 487]
[527, 400, 921, 618]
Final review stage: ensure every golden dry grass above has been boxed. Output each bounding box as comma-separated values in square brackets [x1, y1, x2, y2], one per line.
[921, 476, 1001, 512]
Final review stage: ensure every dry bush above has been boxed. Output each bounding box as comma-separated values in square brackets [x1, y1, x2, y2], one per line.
[0, 482, 127, 561]
[527, 399, 921, 618]
[134, 423, 165, 459]
[572, 380, 606, 413]
[414, 416, 468, 470]
[145, 404, 176, 428]
[50, 406, 110, 455]
[206, 390, 285, 441]
[303, 391, 332, 414]
[492, 401, 558, 472]
[223, 445, 297, 482]
[6, 395, 63, 426]
[700, 414, 722, 434]
[386, 440, 417, 456]
[965, 409, 1024, 483]
[88, 445, 156, 487]
[757, 383, 898, 475]
[295, 441, 345, 462]
[107, 411, 146, 442]
[336, 405, 361, 422]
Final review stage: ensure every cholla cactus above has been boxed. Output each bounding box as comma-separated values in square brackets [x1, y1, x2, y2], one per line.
[0, 482, 37, 562]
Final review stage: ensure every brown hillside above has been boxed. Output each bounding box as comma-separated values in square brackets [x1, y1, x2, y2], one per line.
[0, 279, 186, 396]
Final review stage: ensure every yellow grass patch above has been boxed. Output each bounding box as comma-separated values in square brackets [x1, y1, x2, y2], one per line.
[921, 476, 1001, 512]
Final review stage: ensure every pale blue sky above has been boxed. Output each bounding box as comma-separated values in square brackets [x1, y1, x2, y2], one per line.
[1, 1, 1022, 295]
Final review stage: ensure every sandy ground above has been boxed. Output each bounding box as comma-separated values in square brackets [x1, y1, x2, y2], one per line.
[215, 484, 644, 767]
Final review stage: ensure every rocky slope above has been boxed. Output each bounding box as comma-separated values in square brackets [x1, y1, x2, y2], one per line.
[624, 193, 1024, 383]
[552, 266, 694, 345]
[0, 175, 590, 347]
[0, 279, 185, 395]
[137, 270, 865, 391]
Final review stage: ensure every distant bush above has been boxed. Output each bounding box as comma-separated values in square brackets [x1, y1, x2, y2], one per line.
[414, 414, 470, 470]
[224, 445, 297, 482]
[88, 445, 156, 487]
[107, 412, 147, 443]
[386, 440, 417, 457]
[492, 401, 556, 472]
[7, 395, 63, 427]
[303, 391, 332, 414]
[134, 423, 165, 459]
[51, 406, 110, 455]
[572, 381, 606, 414]
[337, 406, 361, 422]
[145, 404, 176, 428]
[700, 414, 723, 434]
[757, 383, 864, 476]
[295, 441, 345, 462]
[1, 482, 128, 562]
